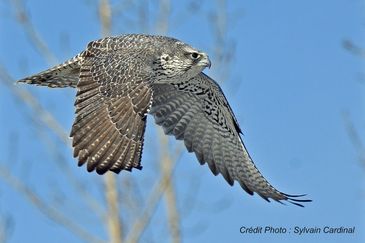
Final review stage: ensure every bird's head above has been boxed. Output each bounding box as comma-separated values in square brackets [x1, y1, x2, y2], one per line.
[154, 41, 211, 82]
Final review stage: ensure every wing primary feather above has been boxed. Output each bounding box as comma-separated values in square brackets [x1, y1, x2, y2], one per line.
[150, 73, 311, 207]
[94, 131, 121, 174]
[87, 127, 119, 172]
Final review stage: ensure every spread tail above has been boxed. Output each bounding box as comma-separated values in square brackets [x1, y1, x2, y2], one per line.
[17, 54, 83, 88]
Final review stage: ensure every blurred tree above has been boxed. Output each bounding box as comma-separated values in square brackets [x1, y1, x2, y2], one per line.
[0, 0, 240, 242]
[342, 39, 365, 168]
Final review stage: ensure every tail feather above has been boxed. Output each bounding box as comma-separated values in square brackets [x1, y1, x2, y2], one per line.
[17, 53, 83, 88]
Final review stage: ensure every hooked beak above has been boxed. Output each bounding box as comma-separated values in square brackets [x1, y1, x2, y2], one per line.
[206, 58, 212, 69]
[200, 53, 211, 69]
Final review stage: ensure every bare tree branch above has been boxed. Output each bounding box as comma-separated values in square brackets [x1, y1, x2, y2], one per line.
[159, 134, 181, 243]
[155, 0, 170, 35]
[2, 1, 239, 242]
[0, 64, 105, 229]
[0, 214, 13, 243]
[0, 65, 70, 145]
[154, 1, 181, 242]
[99, 1, 123, 242]
[103, 173, 122, 243]
[99, 0, 112, 37]
[11, 0, 58, 65]
[0, 164, 105, 243]
[342, 111, 365, 167]
[124, 145, 183, 243]
[343, 40, 365, 58]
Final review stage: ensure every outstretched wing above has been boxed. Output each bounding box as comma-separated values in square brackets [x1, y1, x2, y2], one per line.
[71, 40, 152, 174]
[150, 73, 310, 206]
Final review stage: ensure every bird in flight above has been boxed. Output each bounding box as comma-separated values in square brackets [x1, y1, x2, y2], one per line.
[17, 34, 310, 207]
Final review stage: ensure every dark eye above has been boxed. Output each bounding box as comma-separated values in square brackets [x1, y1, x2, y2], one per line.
[190, 52, 200, 59]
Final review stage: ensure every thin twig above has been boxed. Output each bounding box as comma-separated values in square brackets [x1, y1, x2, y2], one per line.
[124, 145, 183, 243]
[0, 64, 105, 225]
[0, 214, 13, 243]
[103, 173, 122, 243]
[0, 164, 105, 243]
[99, 0, 112, 37]
[155, 0, 170, 35]
[209, 0, 235, 85]
[343, 40, 365, 58]
[342, 111, 365, 167]
[159, 133, 181, 243]
[11, 0, 58, 65]
[0, 65, 70, 145]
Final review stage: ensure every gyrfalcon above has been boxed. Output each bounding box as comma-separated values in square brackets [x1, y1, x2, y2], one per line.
[17, 34, 310, 207]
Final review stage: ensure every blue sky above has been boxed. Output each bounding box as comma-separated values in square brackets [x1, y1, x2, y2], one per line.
[0, 1, 364, 243]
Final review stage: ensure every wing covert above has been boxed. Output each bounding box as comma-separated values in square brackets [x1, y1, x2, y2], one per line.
[71, 46, 153, 174]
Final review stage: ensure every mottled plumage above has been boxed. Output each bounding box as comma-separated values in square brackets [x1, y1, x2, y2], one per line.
[17, 34, 310, 206]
